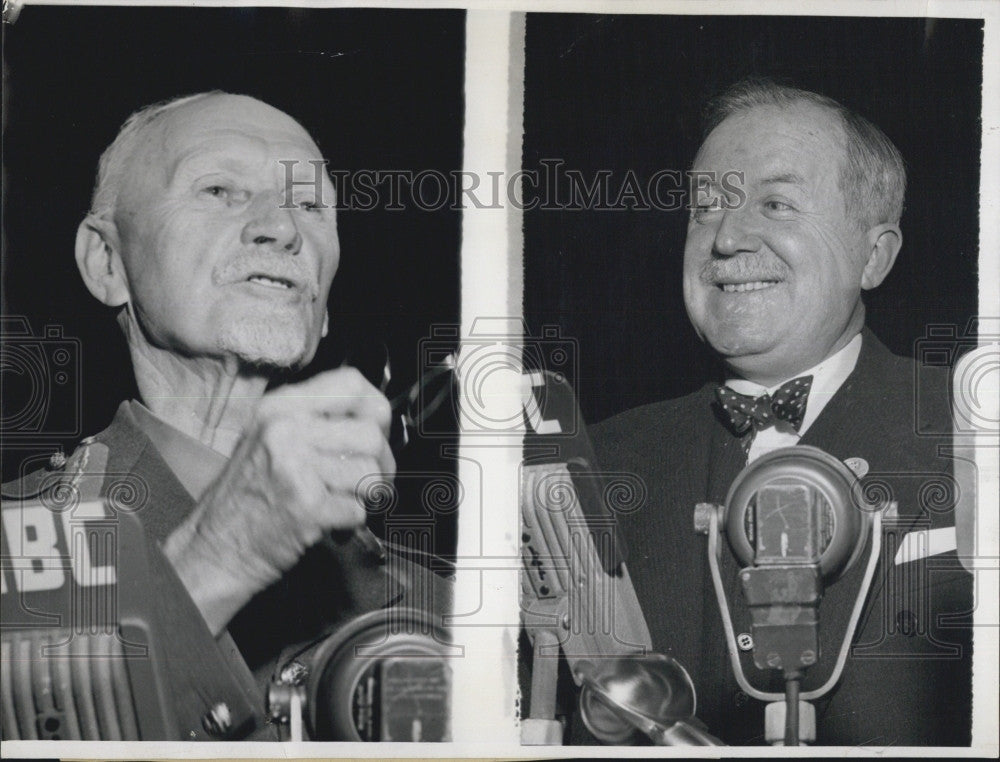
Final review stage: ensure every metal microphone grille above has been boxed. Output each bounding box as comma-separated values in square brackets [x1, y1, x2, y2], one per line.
[1, 629, 139, 740]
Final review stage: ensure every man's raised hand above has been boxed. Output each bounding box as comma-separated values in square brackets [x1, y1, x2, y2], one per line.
[163, 367, 394, 635]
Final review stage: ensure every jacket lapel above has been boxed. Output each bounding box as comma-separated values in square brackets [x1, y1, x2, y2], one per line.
[799, 328, 897, 461]
[92, 402, 200, 542]
[91, 403, 405, 664]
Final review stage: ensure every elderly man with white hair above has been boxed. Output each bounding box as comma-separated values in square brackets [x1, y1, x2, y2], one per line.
[2, 91, 448, 741]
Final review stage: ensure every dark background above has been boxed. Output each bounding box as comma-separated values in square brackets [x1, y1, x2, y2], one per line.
[523, 14, 983, 426]
[1, 6, 464, 554]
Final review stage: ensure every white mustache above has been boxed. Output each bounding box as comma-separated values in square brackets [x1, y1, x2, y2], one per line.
[700, 255, 788, 284]
[213, 253, 318, 298]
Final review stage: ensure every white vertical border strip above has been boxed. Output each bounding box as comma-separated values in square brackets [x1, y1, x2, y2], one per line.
[971, 1, 1000, 752]
[449, 9, 525, 745]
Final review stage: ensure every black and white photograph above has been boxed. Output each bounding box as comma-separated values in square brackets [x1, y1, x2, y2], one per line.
[1, 0, 997, 757]
[2, 3, 463, 744]
[519, 10, 994, 751]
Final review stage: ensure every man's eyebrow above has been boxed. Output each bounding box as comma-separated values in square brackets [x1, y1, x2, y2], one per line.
[759, 172, 805, 186]
[169, 149, 258, 184]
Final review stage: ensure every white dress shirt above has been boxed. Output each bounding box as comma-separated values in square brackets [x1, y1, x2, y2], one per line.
[724, 333, 863, 463]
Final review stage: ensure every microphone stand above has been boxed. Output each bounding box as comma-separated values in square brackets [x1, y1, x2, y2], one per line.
[520, 370, 722, 746]
[694, 446, 891, 746]
[783, 672, 801, 746]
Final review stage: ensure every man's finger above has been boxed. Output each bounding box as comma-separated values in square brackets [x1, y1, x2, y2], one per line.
[263, 366, 393, 433]
[322, 436, 396, 482]
[314, 454, 385, 524]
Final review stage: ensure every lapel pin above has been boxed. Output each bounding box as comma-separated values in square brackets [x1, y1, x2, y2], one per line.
[844, 457, 869, 478]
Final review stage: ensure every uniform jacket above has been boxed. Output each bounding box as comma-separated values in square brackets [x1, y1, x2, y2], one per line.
[585, 330, 973, 746]
[1, 402, 452, 740]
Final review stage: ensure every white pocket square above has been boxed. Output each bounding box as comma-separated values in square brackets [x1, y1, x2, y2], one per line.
[893, 526, 957, 565]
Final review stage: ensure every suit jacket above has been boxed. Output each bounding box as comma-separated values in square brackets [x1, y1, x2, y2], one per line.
[1, 402, 452, 740]
[586, 331, 973, 746]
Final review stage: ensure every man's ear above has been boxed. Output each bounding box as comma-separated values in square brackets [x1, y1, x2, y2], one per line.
[75, 216, 130, 307]
[860, 222, 902, 291]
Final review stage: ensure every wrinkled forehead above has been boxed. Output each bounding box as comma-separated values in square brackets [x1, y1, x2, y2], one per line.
[693, 103, 847, 182]
[127, 95, 326, 195]
[163, 95, 320, 154]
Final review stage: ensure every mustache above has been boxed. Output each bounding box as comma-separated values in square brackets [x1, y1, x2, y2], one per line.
[699, 255, 789, 284]
[213, 253, 319, 298]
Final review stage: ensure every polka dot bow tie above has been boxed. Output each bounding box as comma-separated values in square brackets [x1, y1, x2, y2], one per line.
[715, 375, 814, 437]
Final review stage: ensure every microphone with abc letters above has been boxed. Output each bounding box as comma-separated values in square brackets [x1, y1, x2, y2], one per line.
[0, 493, 259, 740]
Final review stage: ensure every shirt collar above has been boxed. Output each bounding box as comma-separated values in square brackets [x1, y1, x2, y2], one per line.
[724, 332, 863, 436]
[122, 399, 229, 501]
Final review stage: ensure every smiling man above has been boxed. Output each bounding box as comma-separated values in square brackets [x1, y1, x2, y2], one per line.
[2, 92, 446, 740]
[683, 86, 903, 398]
[587, 79, 973, 745]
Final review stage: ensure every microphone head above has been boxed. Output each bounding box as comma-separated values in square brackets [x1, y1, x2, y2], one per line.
[722, 446, 870, 582]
